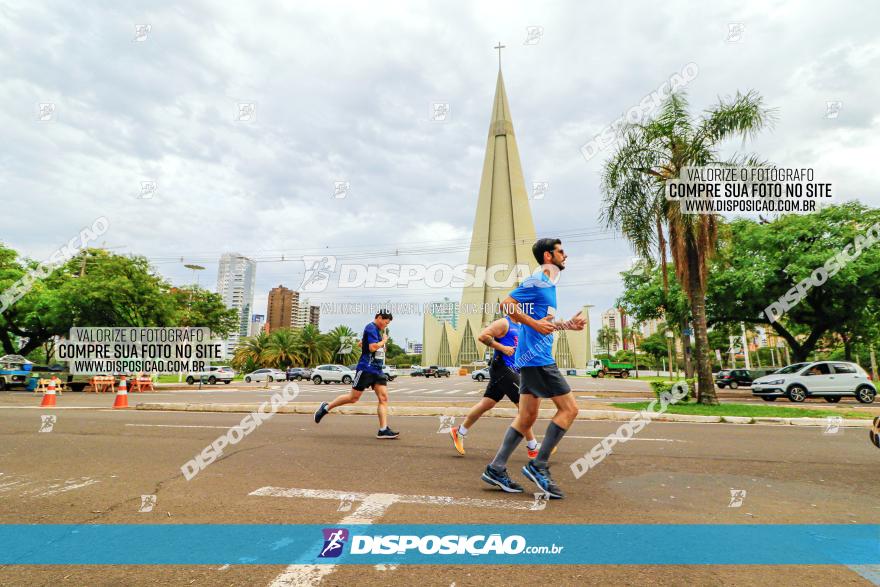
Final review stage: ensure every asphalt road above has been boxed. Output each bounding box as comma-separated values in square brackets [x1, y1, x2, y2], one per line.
[0, 391, 878, 586]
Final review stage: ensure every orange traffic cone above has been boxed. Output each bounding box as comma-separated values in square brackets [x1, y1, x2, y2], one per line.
[40, 378, 57, 407]
[113, 376, 129, 409]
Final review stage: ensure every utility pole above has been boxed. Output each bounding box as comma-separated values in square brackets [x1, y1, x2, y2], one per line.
[741, 322, 751, 370]
[665, 328, 674, 380]
[870, 345, 878, 381]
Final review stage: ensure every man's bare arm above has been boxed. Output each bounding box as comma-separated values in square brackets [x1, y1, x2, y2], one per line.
[478, 318, 513, 355]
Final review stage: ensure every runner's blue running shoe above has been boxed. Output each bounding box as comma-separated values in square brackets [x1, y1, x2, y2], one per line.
[522, 460, 564, 499]
[481, 465, 524, 493]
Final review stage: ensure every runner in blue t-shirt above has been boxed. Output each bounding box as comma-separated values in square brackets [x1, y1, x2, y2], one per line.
[448, 315, 539, 457]
[314, 310, 399, 439]
[481, 238, 586, 499]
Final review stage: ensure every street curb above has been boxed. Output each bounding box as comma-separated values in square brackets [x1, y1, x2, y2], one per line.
[133, 403, 876, 428]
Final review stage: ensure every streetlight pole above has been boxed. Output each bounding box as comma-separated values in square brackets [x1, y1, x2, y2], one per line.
[181, 264, 206, 382]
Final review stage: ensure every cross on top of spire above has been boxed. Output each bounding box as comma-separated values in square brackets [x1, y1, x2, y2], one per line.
[494, 41, 505, 69]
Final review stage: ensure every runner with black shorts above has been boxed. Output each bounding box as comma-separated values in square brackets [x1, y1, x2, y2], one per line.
[313, 311, 399, 439]
[481, 238, 586, 498]
[448, 316, 539, 458]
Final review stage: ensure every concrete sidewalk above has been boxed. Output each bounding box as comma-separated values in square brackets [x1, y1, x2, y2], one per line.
[135, 401, 876, 428]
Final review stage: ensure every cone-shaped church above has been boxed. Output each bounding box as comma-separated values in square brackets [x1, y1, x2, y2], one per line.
[422, 66, 592, 368]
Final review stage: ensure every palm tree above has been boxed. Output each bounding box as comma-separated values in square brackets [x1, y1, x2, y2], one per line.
[602, 91, 775, 404]
[231, 331, 271, 373]
[262, 328, 302, 368]
[326, 324, 360, 364]
[296, 324, 331, 367]
[623, 324, 641, 377]
[596, 326, 620, 357]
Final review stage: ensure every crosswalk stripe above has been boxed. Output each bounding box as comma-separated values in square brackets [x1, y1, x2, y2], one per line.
[423, 390, 441, 395]
[466, 391, 481, 395]
[444, 390, 461, 394]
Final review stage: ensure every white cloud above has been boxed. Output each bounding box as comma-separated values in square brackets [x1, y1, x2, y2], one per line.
[1, 0, 877, 342]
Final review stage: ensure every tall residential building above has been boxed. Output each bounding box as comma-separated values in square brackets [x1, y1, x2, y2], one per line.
[406, 340, 423, 355]
[428, 297, 458, 329]
[293, 297, 320, 329]
[639, 317, 664, 338]
[309, 304, 321, 329]
[266, 285, 299, 332]
[216, 253, 256, 357]
[249, 314, 266, 337]
[600, 307, 628, 353]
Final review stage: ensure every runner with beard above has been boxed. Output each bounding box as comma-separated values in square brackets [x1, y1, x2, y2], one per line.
[480, 238, 586, 499]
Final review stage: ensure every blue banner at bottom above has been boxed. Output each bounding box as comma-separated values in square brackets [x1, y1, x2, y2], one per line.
[0, 525, 877, 565]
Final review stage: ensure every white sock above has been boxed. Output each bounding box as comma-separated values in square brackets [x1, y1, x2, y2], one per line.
[380, 426, 388, 431]
[526, 439, 538, 450]
[458, 424, 468, 435]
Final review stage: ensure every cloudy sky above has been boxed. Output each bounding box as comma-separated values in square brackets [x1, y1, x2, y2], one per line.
[2, 0, 878, 343]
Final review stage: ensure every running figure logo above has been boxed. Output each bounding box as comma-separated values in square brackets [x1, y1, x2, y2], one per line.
[300, 256, 337, 293]
[319, 528, 349, 558]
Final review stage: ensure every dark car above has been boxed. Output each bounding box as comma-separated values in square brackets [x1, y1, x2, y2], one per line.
[423, 365, 450, 378]
[715, 368, 775, 389]
[410, 367, 425, 377]
[286, 367, 312, 381]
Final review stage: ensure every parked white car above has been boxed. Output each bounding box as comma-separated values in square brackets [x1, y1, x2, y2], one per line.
[243, 368, 286, 383]
[186, 365, 235, 385]
[382, 366, 397, 381]
[751, 361, 876, 403]
[312, 364, 355, 385]
[471, 368, 490, 381]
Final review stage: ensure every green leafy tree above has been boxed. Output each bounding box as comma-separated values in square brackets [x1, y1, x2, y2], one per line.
[170, 286, 239, 337]
[0, 248, 178, 355]
[707, 202, 880, 361]
[602, 90, 775, 403]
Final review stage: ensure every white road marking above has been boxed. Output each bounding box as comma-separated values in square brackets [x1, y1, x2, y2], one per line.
[566, 435, 687, 443]
[250, 486, 541, 511]
[125, 424, 231, 429]
[264, 492, 398, 587]
[253, 485, 545, 586]
[466, 390, 481, 395]
[444, 390, 462, 395]
[423, 390, 442, 395]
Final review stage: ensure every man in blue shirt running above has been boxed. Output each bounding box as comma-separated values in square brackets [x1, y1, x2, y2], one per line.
[314, 310, 399, 439]
[481, 238, 585, 499]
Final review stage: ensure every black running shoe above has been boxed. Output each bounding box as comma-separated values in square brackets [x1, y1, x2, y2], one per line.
[522, 460, 564, 499]
[376, 427, 399, 439]
[481, 465, 524, 493]
[314, 402, 329, 424]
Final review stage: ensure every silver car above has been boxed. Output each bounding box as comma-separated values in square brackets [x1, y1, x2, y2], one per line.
[243, 368, 286, 383]
[751, 361, 876, 403]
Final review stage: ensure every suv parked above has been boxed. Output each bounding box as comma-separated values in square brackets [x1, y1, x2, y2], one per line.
[186, 365, 235, 385]
[382, 366, 397, 381]
[286, 367, 312, 381]
[312, 364, 355, 385]
[410, 366, 425, 377]
[751, 361, 876, 403]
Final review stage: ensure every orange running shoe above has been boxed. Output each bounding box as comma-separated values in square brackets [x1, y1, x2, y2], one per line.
[526, 443, 558, 459]
[449, 426, 465, 455]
